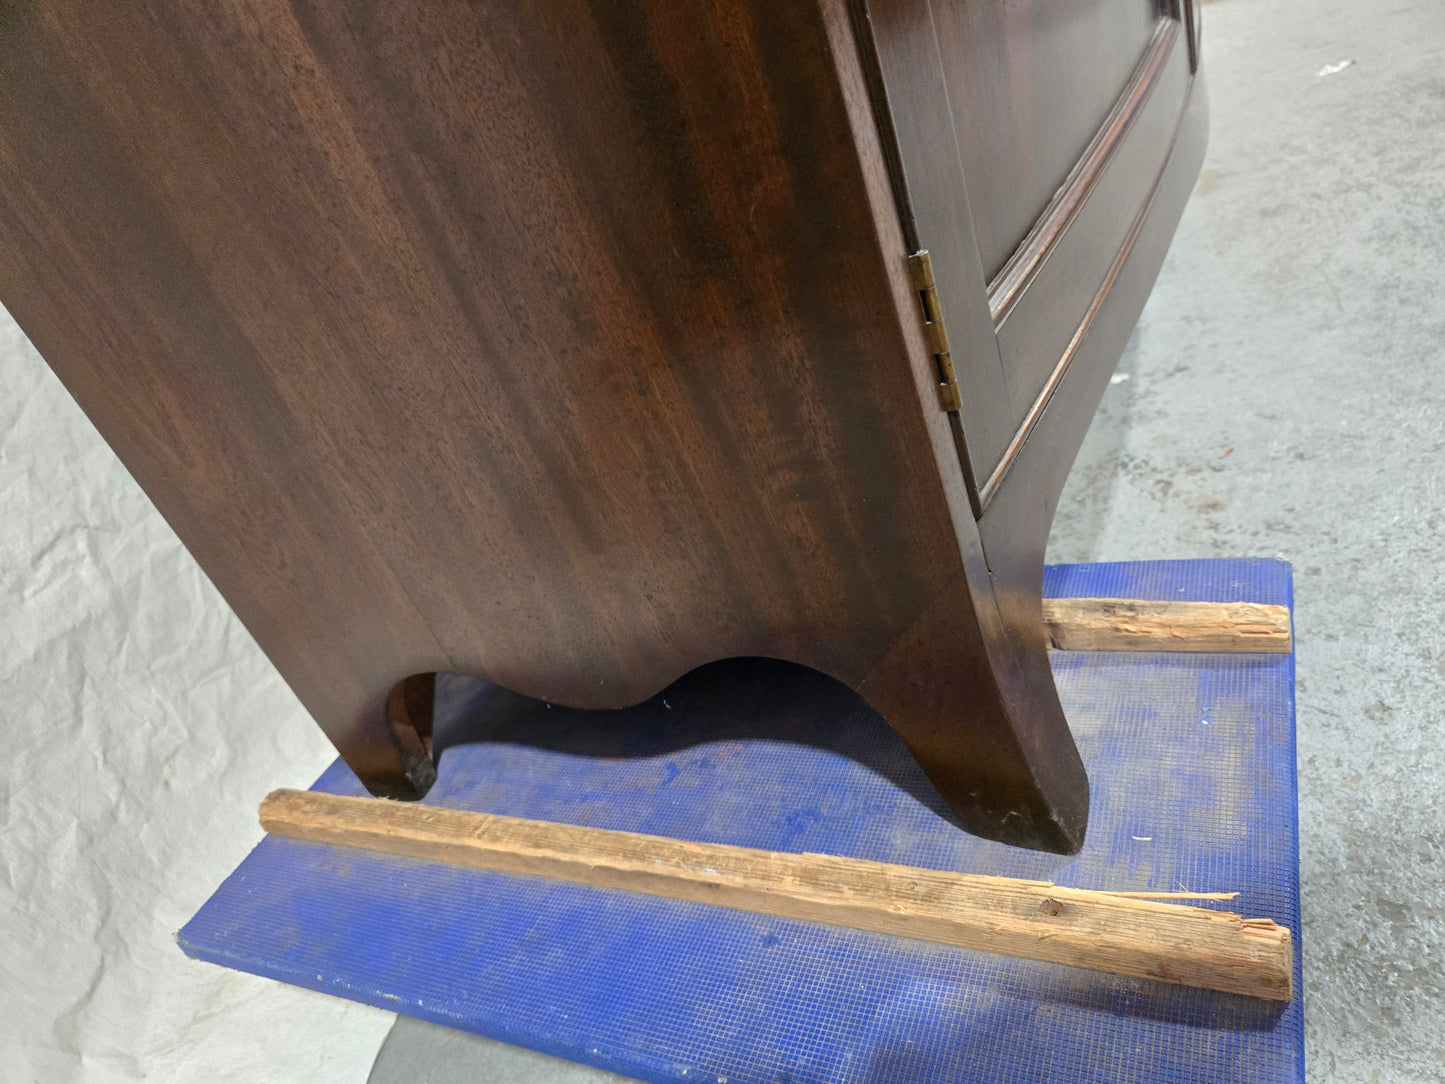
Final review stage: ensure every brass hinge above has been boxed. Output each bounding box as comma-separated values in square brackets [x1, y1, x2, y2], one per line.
[906, 250, 962, 412]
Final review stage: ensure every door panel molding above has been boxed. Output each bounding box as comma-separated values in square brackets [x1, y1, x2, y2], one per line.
[980, 75, 1204, 508]
[988, 18, 1182, 326]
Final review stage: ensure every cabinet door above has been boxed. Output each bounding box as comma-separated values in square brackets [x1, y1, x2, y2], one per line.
[862, 0, 1200, 509]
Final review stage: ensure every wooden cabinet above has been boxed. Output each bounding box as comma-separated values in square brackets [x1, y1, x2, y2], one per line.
[0, 1, 1204, 853]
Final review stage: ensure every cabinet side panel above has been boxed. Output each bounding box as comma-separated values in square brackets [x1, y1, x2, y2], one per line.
[0, 1, 959, 717]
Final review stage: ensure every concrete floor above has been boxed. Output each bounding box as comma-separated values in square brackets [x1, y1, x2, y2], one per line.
[372, 0, 1445, 1080]
[1051, 1, 1445, 1079]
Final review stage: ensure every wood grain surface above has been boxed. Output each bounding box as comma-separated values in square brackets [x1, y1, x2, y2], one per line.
[930, 0, 1161, 284]
[0, 0, 959, 790]
[0, 0, 1205, 854]
[260, 788, 1294, 1001]
[1044, 599, 1293, 653]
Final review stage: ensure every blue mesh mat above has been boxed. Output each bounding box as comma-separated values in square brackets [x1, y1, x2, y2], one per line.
[180, 558, 1304, 1083]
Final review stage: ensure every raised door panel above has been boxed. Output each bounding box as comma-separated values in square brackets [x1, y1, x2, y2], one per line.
[864, 0, 1197, 506]
[931, 0, 1162, 282]
[982, 15, 1194, 501]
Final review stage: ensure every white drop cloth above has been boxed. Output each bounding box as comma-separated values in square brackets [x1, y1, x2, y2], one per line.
[0, 306, 392, 1080]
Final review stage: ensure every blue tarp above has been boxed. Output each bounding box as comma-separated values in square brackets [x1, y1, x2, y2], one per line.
[181, 558, 1304, 1083]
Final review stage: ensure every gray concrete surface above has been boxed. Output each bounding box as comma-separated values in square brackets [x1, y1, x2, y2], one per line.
[368, 1022, 635, 1084]
[371, 0, 1445, 1080]
[1051, 1, 1445, 1080]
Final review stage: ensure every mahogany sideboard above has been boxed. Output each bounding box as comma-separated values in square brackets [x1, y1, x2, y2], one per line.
[0, 0, 1205, 853]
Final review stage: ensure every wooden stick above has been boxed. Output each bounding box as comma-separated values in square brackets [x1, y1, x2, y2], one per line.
[260, 789, 1293, 1001]
[1043, 598, 1291, 652]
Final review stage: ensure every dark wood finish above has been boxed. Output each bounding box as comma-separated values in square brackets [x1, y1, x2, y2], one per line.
[989, 19, 1193, 452]
[936, 0, 1162, 283]
[852, 0, 1018, 484]
[0, 0, 1205, 854]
